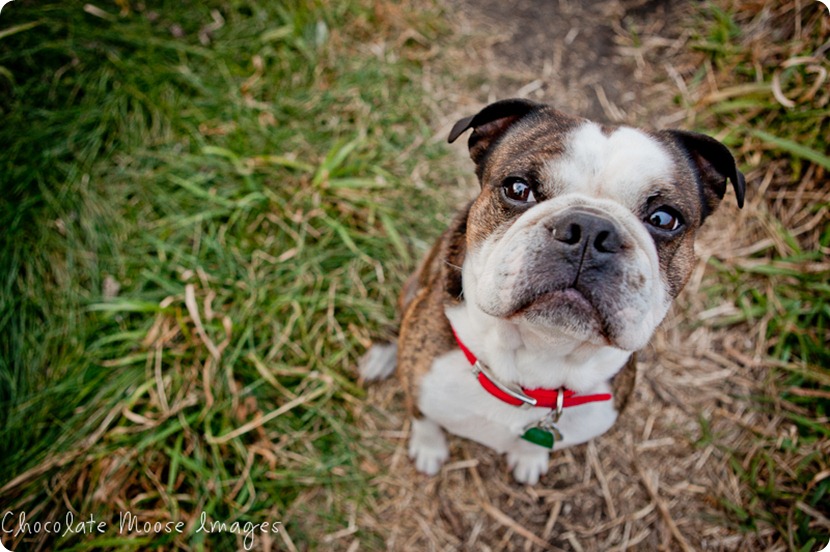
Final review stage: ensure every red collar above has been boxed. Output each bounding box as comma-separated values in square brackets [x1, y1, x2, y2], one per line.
[452, 327, 612, 408]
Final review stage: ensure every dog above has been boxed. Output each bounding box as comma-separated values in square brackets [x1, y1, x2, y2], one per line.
[360, 98, 746, 484]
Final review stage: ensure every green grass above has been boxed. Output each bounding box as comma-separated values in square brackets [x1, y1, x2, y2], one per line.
[690, 2, 829, 548]
[0, 1, 450, 548]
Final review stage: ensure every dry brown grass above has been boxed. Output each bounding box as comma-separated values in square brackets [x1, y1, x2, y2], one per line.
[357, 0, 828, 550]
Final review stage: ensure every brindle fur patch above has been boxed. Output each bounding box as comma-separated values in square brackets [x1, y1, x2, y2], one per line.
[397, 206, 469, 417]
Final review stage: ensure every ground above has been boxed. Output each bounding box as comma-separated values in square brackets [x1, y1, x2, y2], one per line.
[354, 1, 776, 550]
[1, 1, 824, 550]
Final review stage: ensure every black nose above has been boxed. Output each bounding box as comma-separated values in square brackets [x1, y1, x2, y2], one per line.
[551, 210, 623, 255]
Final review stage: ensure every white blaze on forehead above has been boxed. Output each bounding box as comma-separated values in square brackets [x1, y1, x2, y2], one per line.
[546, 123, 675, 206]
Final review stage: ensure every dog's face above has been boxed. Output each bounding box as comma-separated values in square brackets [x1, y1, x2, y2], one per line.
[449, 99, 745, 352]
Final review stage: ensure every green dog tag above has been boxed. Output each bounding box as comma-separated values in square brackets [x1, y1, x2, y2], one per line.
[521, 427, 554, 449]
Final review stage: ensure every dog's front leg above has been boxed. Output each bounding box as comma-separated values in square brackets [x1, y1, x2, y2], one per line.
[408, 417, 449, 475]
[506, 440, 550, 485]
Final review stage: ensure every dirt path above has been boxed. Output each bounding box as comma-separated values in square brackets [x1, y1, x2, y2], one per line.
[445, 0, 682, 124]
[357, 1, 763, 550]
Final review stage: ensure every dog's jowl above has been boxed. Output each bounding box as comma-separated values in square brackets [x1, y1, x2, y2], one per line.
[361, 99, 746, 484]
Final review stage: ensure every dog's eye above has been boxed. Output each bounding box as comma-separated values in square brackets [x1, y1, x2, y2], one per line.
[647, 207, 683, 231]
[503, 178, 537, 204]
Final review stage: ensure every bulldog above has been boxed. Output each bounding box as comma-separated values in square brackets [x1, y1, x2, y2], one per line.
[360, 99, 745, 484]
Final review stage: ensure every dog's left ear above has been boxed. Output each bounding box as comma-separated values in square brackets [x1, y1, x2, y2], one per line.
[448, 98, 543, 167]
[664, 130, 746, 221]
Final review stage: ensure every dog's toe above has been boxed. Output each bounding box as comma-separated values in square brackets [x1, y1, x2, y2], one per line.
[507, 446, 549, 485]
[412, 447, 448, 475]
[358, 342, 397, 381]
[408, 418, 449, 475]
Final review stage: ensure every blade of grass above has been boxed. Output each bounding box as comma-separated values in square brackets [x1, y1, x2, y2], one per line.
[751, 129, 830, 170]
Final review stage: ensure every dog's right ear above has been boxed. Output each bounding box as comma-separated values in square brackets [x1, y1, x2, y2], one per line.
[448, 98, 542, 166]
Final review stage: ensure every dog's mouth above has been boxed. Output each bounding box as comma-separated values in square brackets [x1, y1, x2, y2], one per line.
[520, 287, 594, 311]
[507, 286, 609, 338]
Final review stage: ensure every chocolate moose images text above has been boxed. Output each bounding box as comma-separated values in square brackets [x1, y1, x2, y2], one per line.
[1, 510, 281, 550]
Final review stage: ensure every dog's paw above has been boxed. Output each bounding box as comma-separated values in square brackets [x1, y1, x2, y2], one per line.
[408, 418, 449, 475]
[358, 342, 397, 381]
[506, 445, 550, 485]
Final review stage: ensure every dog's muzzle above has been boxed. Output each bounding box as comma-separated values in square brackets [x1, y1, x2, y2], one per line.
[505, 206, 643, 341]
